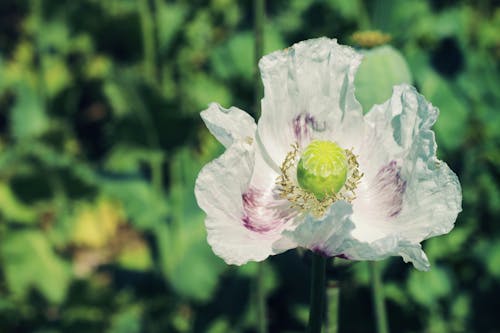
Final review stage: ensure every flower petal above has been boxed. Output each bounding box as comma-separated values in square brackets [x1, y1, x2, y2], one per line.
[345, 84, 462, 269]
[201, 103, 256, 148]
[274, 201, 354, 256]
[399, 243, 430, 271]
[341, 237, 430, 271]
[195, 140, 297, 265]
[366, 84, 462, 238]
[257, 37, 364, 168]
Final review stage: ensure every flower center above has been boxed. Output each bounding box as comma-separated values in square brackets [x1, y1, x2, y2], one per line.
[277, 141, 363, 217]
[297, 141, 348, 200]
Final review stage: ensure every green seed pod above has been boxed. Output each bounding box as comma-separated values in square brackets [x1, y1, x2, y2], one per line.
[296, 140, 348, 200]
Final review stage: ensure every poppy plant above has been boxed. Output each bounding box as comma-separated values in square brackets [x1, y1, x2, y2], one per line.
[195, 37, 461, 271]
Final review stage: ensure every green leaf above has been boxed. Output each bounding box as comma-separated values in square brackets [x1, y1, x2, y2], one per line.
[328, 0, 361, 20]
[355, 46, 412, 113]
[102, 73, 150, 119]
[424, 225, 471, 260]
[157, 217, 225, 303]
[103, 81, 132, 117]
[0, 55, 6, 92]
[427, 312, 448, 333]
[420, 71, 468, 151]
[104, 145, 164, 173]
[156, 147, 226, 302]
[376, 0, 431, 38]
[182, 73, 231, 113]
[210, 28, 285, 82]
[0, 181, 38, 223]
[211, 32, 253, 81]
[43, 55, 72, 98]
[37, 20, 71, 53]
[449, 293, 469, 332]
[185, 10, 213, 50]
[451, 293, 470, 319]
[384, 282, 409, 306]
[102, 179, 168, 230]
[10, 83, 49, 140]
[1, 230, 71, 303]
[206, 318, 231, 333]
[476, 241, 500, 278]
[116, 242, 153, 272]
[352, 261, 371, 285]
[272, 0, 314, 34]
[108, 305, 142, 333]
[433, 7, 471, 40]
[478, 172, 500, 215]
[236, 262, 278, 294]
[156, 3, 188, 53]
[407, 266, 452, 306]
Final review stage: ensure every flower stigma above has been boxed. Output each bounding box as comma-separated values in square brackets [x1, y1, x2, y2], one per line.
[297, 140, 347, 200]
[277, 141, 363, 217]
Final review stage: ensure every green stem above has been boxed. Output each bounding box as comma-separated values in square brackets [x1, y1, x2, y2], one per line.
[256, 263, 268, 333]
[357, 0, 371, 30]
[150, 154, 164, 193]
[253, 0, 265, 117]
[307, 253, 327, 333]
[325, 279, 339, 333]
[46, 167, 68, 214]
[370, 261, 389, 333]
[138, 0, 158, 85]
[153, 0, 164, 85]
[373, 0, 390, 31]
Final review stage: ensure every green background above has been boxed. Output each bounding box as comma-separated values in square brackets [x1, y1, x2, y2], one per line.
[0, 0, 499, 332]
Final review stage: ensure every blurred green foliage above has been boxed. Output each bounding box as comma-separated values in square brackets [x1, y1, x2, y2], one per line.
[0, 0, 499, 332]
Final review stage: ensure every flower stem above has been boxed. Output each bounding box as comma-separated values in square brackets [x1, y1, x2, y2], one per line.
[150, 153, 164, 193]
[138, 0, 158, 85]
[256, 263, 268, 333]
[357, 0, 371, 30]
[370, 261, 389, 333]
[325, 279, 339, 333]
[153, 0, 164, 85]
[307, 253, 326, 333]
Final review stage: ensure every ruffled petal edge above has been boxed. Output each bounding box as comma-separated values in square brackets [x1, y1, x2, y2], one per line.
[201, 103, 256, 148]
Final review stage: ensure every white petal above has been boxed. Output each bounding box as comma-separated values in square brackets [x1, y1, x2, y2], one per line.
[201, 103, 256, 148]
[341, 237, 430, 271]
[366, 84, 461, 239]
[275, 201, 354, 256]
[195, 142, 253, 235]
[195, 141, 298, 265]
[257, 37, 364, 168]
[399, 244, 430, 271]
[364, 84, 438, 153]
[344, 84, 461, 269]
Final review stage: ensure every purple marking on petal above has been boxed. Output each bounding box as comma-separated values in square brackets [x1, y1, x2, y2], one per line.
[292, 113, 326, 143]
[311, 246, 330, 257]
[374, 160, 407, 218]
[242, 215, 274, 233]
[242, 187, 295, 234]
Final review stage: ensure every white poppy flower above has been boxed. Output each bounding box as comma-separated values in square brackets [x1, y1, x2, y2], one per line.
[195, 37, 462, 270]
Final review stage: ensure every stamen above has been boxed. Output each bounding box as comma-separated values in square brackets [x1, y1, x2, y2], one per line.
[276, 142, 363, 217]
